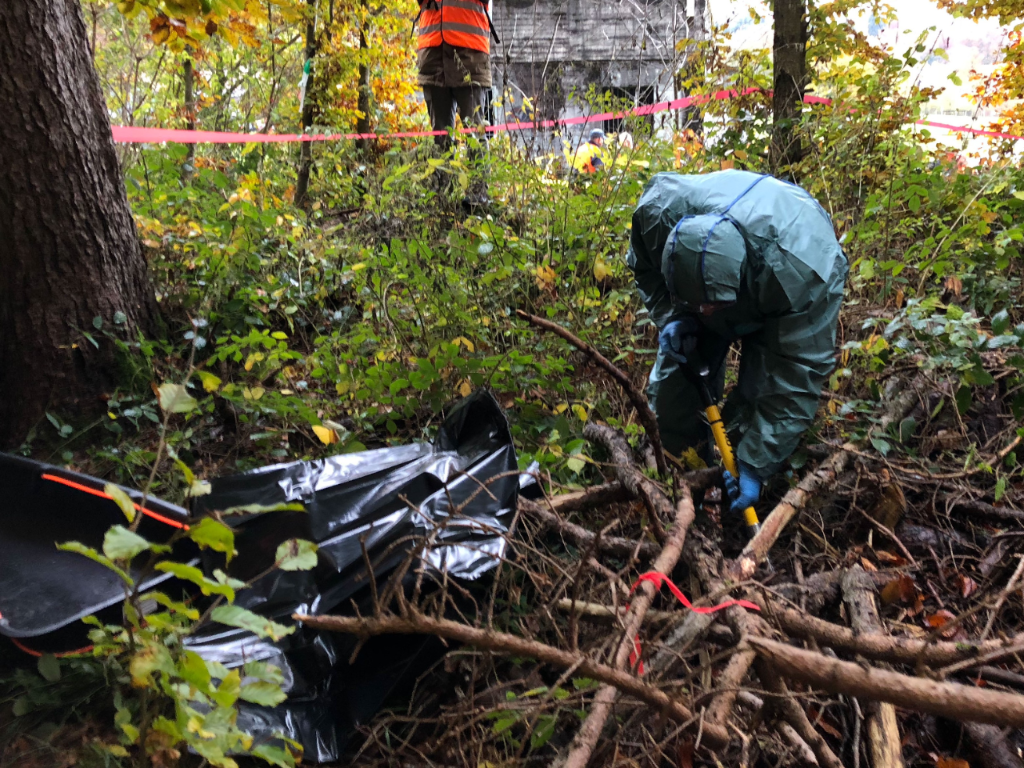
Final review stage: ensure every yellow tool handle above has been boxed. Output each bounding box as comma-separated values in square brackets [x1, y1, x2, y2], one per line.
[705, 404, 761, 531]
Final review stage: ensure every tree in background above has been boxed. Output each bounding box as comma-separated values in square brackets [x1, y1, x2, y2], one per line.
[0, 0, 157, 448]
[771, 0, 809, 166]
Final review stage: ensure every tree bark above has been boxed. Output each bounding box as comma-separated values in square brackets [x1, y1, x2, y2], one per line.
[771, 0, 808, 167]
[294, 0, 317, 209]
[182, 55, 196, 183]
[0, 0, 156, 448]
[354, 1, 373, 154]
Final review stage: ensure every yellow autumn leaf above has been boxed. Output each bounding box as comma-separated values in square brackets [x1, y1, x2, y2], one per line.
[196, 370, 221, 393]
[593, 258, 611, 282]
[312, 425, 338, 445]
[679, 447, 708, 470]
[242, 387, 264, 401]
[453, 336, 475, 352]
[554, 403, 569, 414]
[572, 404, 589, 422]
[458, 379, 472, 397]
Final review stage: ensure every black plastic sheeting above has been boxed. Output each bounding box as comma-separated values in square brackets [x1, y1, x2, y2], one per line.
[0, 391, 520, 762]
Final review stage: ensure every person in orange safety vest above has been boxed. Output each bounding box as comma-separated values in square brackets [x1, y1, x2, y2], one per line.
[414, 0, 497, 207]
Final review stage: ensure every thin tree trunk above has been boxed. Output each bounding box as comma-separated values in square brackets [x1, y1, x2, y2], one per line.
[182, 55, 196, 183]
[771, 0, 807, 167]
[294, 0, 317, 209]
[355, 21, 372, 154]
[0, 0, 156, 448]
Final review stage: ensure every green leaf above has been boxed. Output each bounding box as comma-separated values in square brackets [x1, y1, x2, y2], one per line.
[158, 382, 198, 414]
[243, 660, 285, 685]
[870, 437, 892, 457]
[992, 309, 1011, 335]
[93, 315, 104, 330]
[250, 744, 297, 768]
[530, 714, 557, 750]
[58, 541, 132, 586]
[996, 477, 1007, 502]
[154, 561, 235, 601]
[188, 518, 236, 564]
[129, 642, 175, 687]
[955, 384, 973, 416]
[103, 525, 151, 561]
[37, 653, 61, 683]
[239, 680, 288, 706]
[140, 591, 200, 620]
[491, 715, 519, 734]
[177, 650, 212, 693]
[12, 697, 32, 717]
[274, 539, 318, 571]
[210, 605, 295, 641]
[898, 417, 918, 444]
[219, 502, 305, 517]
[565, 457, 585, 474]
[104, 483, 137, 523]
[210, 668, 241, 708]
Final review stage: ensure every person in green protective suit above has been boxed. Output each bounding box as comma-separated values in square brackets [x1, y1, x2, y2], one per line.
[626, 170, 848, 518]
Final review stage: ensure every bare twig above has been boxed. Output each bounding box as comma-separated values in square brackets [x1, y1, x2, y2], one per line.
[517, 309, 667, 476]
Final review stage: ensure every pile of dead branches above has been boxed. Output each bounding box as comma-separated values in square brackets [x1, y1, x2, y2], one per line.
[297, 319, 1024, 768]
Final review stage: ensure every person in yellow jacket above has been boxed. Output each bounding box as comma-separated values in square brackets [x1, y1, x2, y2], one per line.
[571, 129, 609, 175]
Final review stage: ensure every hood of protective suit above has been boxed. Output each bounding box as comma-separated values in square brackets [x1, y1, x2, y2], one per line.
[661, 214, 748, 309]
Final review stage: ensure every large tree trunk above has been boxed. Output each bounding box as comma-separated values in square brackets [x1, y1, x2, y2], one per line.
[0, 0, 156, 449]
[771, 0, 808, 167]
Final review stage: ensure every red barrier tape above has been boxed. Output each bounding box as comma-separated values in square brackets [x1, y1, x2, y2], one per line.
[625, 571, 760, 675]
[109, 87, 1023, 144]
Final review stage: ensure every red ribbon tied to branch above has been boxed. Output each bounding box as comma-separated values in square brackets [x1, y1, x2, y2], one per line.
[627, 571, 760, 675]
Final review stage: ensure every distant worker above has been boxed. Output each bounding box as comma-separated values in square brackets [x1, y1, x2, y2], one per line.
[627, 170, 847, 520]
[571, 128, 608, 175]
[414, 0, 498, 206]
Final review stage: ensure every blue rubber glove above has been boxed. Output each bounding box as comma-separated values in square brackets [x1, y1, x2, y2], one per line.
[658, 317, 699, 365]
[723, 462, 762, 516]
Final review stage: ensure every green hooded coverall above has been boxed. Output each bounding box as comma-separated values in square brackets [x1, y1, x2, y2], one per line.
[626, 170, 848, 481]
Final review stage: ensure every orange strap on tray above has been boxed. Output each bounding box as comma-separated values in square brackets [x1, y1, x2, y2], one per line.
[40, 473, 188, 530]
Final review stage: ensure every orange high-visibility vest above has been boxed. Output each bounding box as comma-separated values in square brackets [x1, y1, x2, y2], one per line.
[417, 0, 491, 54]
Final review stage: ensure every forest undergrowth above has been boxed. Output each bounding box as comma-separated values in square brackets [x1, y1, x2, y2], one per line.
[5, 19, 1024, 768]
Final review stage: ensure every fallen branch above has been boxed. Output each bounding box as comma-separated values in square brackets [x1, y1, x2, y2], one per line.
[517, 309, 667, 476]
[297, 610, 696, 726]
[949, 498, 1024, 525]
[561, 493, 707, 768]
[749, 636, 1024, 729]
[754, 653, 844, 768]
[841, 566, 904, 768]
[585, 422, 672, 543]
[729, 447, 850, 580]
[764, 600, 1024, 668]
[520, 498, 660, 561]
[544, 482, 631, 514]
